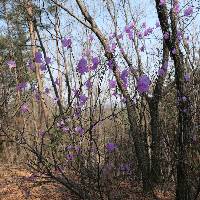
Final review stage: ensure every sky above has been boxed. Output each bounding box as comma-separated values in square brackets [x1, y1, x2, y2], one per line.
[1, 0, 200, 105]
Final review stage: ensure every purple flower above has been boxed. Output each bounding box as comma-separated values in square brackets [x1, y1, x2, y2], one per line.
[137, 75, 151, 94]
[156, 21, 160, 28]
[66, 154, 74, 161]
[184, 6, 193, 17]
[20, 104, 29, 113]
[164, 32, 169, 40]
[7, 60, 16, 69]
[75, 107, 81, 117]
[144, 27, 153, 36]
[40, 63, 47, 71]
[54, 97, 60, 103]
[128, 31, 133, 40]
[77, 58, 88, 74]
[144, 29, 149, 37]
[38, 130, 45, 137]
[184, 73, 190, 82]
[57, 120, 64, 128]
[109, 80, 117, 89]
[79, 94, 88, 105]
[142, 22, 146, 28]
[16, 82, 27, 91]
[54, 78, 60, 86]
[27, 60, 35, 72]
[181, 96, 187, 101]
[35, 92, 40, 102]
[111, 43, 116, 51]
[45, 57, 51, 65]
[158, 68, 166, 77]
[147, 27, 153, 34]
[172, 48, 176, 54]
[130, 21, 135, 29]
[62, 126, 69, 133]
[120, 163, 130, 173]
[177, 31, 182, 41]
[159, 0, 166, 6]
[35, 51, 43, 63]
[92, 57, 100, 70]
[89, 34, 94, 41]
[75, 145, 81, 153]
[84, 48, 92, 57]
[62, 37, 72, 49]
[140, 45, 145, 52]
[106, 142, 117, 152]
[66, 145, 73, 151]
[75, 126, 84, 136]
[73, 89, 80, 97]
[137, 32, 143, 39]
[120, 48, 125, 54]
[117, 33, 123, 40]
[125, 25, 131, 33]
[174, 3, 180, 14]
[120, 69, 129, 87]
[45, 87, 50, 94]
[108, 59, 114, 69]
[162, 62, 168, 71]
[109, 33, 115, 40]
[85, 80, 92, 89]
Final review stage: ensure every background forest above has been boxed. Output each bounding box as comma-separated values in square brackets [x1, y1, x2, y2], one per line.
[0, 0, 199, 199]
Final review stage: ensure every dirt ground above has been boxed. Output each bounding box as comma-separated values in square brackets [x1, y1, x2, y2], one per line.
[0, 165, 174, 200]
[0, 165, 80, 200]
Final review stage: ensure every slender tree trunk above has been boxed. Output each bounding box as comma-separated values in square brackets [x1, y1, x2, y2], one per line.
[154, 1, 193, 198]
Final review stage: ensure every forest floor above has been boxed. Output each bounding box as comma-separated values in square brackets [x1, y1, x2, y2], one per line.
[0, 165, 79, 200]
[0, 165, 174, 200]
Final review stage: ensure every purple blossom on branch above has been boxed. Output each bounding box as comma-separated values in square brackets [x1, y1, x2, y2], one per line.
[66, 154, 74, 161]
[184, 73, 190, 82]
[77, 58, 88, 74]
[16, 82, 27, 91]
[108, 59, 114, 70]
[45, 87, 50, 94]
[40, 63, 47, 71]
[92, 57, 100, 70]
[7, 60, 16, 69]
[62, 126, 69, 133]
[184, 6, 193, 17]
[174, 3, 180, 14]
[106, 142, 117, 153]
[156, 21, 160, 28]
[35, 51, 43, 63]
[75, 126, 84, 136]
[85, 80, 93, 89]
[159, 0, 166, 6]
[61, 37, 72, 49]
[45, 57, 51, 65]
[137, 32, 143, 39]
[89, 34, 94, 41]
[109, 80, 117, 89]
[78, 94, 88, 106]
[158, 68, 166, 77]
[172, 48, 176, 54]
[164, 32, 169, 40]
[54, 78, 60, 86]
[27, 60, 35, 72]
[120, 69, 129, 87]
[137, 75, 151, 94]
[20, 104, 29, 113]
